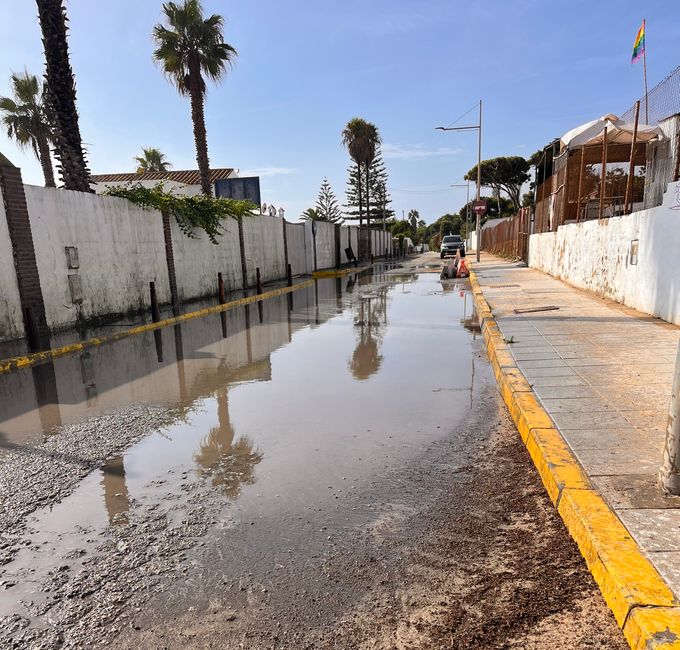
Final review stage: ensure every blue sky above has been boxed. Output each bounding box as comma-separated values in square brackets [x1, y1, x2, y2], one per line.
[1, 0, 679, 223]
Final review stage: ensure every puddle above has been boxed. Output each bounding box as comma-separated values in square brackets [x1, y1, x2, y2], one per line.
[0, 267, 482, 638]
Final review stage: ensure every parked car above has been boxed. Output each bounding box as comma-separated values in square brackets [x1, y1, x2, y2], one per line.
[440, 234, 465, 258]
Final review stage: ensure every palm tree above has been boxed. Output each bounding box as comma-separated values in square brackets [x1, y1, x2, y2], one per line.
[0, 71, 55, 187]
[134, 147, 172, 173]
[342, 118, 369, 227]
[36, 0, 91, 192]
[300, 207, 320, 221]
[342, 118, 381, 228]
[153, 0, 237, 196]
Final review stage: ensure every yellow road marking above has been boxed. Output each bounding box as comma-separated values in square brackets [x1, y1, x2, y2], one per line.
[0, 278, 322, 375]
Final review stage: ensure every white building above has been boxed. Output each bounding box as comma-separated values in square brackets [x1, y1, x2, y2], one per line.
[90, 168, 238, 196]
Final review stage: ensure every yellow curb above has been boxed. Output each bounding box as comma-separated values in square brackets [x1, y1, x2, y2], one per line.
[558, 487, 676, 627]
[624, 607, 680, 649]
[0, 278, 319, 375]
[312, 264, 371, 278]
[526, 428, 590, 505]
[469, 268, 680, 649]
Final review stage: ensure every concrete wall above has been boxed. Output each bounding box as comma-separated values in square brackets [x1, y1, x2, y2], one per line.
[0, 183, 376, 342]
[314, 221, 336, 270]
[0, 194, 23, 341]
[242, 214, 286, 285]
[370, 229, 392, 257]
[528, 180, 680, 326]
[285, 222, 309, 276]
[170, 217, 243, 298]
[25, 186, 171, 331]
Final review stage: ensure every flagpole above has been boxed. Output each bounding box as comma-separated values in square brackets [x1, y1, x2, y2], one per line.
[643, 18, 649, 123]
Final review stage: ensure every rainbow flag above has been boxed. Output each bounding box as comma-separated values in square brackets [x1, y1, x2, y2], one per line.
[632, 20, 645, 63]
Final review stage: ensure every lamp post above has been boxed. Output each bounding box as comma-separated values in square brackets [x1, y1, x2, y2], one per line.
[437, 99, 483, 262]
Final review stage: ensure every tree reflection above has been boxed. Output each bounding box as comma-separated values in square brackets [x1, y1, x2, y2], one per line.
[193, 388, 262, 497]
[101, 455, 130, 526]
[349, 287, 388, 381]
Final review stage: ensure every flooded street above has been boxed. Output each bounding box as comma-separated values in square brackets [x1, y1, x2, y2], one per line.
[0, 261, 624, 649]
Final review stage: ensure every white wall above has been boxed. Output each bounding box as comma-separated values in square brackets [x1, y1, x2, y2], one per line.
[170, 216, 243, 299]
[314, 221, 336, 270]
[91, 179, 204, 196]
[529, 180, 680, 326]
[0, 184, 376, 342]
[286, 222, 308, 276]
[350, 227, 359, 261]
[0, 192, 23, 340]
[25, 186, 171, 330]
[242, 214, 286, 285]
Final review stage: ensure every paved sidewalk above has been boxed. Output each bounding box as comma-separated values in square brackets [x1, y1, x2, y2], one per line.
[473, 255, 680, 596]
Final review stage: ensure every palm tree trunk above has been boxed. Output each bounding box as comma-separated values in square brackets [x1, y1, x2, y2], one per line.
[188, 64, 212, 197]
[365, 162, 371, 229]
[37, 135, 55, 188]
[357, 162, 363, 227]
[36, 0, 91, 192]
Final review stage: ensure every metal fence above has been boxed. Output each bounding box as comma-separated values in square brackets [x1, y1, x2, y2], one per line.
[620, 64, 680, 126]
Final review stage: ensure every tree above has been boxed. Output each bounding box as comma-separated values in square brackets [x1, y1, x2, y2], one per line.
[368, 153, 392, 224]
[341, 118, 381, 226]
[0, 70, 55, 187]
[465, 156, 530, 211]
[36, 0, 91, 191]
[300, 207, 320, 221]
[388, 219, 412, 239]
[314, 177, 342, 223]
[134, 147, 172, 173]
[362, 121, 381, 229]
[153, 0, 237, 196]
[459, 194, 513, 221]
[408, 209, 419, 233]
[344, 150, 393, 224]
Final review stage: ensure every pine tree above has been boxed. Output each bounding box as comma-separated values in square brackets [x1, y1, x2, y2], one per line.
[315, 177, 343, 223]
[369, 155, 393, 224]
[344, 151, 393, 224]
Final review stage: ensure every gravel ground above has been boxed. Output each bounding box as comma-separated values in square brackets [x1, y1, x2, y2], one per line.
[0, 406, 173, 568]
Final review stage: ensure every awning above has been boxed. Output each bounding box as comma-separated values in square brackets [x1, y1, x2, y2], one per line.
[560, 114, 661, 148]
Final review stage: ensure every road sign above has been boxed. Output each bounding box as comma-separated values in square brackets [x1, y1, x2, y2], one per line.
[473, 200, 487, 216]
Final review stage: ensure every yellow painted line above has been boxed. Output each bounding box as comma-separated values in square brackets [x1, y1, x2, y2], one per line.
[312, 264, 370, 278]
[0, 278, 317, 376]
[469, 267, 680, 649]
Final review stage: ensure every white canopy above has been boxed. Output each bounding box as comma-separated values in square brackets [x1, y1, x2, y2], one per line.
[560, 114, 661, 148]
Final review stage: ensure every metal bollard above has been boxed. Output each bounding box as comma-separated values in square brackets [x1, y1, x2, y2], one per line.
[149, 282, 161, 323]
[256, 267, 263, 295]
[659, 342, 680, 494]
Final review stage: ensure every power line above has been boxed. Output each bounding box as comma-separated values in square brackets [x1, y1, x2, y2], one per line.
[442, 103, 479, 129]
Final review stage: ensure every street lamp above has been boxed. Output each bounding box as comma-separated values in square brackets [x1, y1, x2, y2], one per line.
[437, 99, 483, 262]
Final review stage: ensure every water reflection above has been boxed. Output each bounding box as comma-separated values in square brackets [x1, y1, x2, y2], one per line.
[349, 284, 388, 381]
[101, 455, 131, 525]
[31, 361, 62, 433]
[0, 276, 378, 529]
[193, 388, 262, 497]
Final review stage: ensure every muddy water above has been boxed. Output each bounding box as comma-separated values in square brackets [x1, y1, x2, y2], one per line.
[0, 267, 482, 645]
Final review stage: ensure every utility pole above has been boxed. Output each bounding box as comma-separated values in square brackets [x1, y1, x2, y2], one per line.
[659, 343, 680, 494]
[476, 100, 482, 263]
[436, 99, 483, 262]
